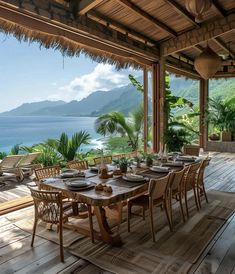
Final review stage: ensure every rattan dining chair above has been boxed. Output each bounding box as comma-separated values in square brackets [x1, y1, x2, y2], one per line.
[183, 161, 202, 218]
[34, 165, 61, 182]
[93, 156, 112, 165]
[127, 174, 171, 242]
[66, 160, 88, 170]
[196, 158, 211, 208]
[183, 145, 200, 156]
[29, 187, 66, 262]
[168, 166, 189, 228]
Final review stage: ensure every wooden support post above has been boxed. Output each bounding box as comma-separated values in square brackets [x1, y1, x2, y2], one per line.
[199, 79, 209, 149]
[159, 54, 166, 148]
[152, 63, 159, 152]
[143, 68, 148, 153]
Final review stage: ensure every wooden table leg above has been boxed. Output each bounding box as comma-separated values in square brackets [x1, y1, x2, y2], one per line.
[93, 206, 123, 246]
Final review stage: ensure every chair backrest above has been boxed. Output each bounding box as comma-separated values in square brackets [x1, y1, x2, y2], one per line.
[67, 160, 88, 170]
[112, 154, 126, 160]
[183, 145, 200, 156]
[197, 158, 211, 186]
[93, 156, 112, 165]
[169, 166, 189, 193]
[148, 173, 171, 200]
[35, 165, 61, 181]
[29, 187, 62, 224]
[0, 155, 24, 169]
[17, 152, 41, 167]
[184, 161, 202, 191]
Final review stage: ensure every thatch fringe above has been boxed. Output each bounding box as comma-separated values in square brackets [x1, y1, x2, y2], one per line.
[0, 18, 142, 70]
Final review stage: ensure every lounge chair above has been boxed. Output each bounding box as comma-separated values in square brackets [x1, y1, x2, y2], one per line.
[17, 152, 42, 177]
[0, 155, 24, 183]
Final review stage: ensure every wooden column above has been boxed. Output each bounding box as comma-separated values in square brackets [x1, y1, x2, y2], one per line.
[143, 68, 148, 153]
[152, 57, 166, 153]
[152, 63, 159, 152]
[199, 78, 209, 149]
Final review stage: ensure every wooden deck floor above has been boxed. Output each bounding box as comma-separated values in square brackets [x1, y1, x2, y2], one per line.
[0, 152, 235, 274]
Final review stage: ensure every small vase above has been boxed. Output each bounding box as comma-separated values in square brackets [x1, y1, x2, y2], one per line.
[146, 159, 153, 167]
[120, 164, 127, 173]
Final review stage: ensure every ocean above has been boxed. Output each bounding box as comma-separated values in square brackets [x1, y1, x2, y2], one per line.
[0, 116, 102, 153]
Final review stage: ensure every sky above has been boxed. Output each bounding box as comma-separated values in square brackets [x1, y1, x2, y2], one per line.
[0, 33, 141, 112]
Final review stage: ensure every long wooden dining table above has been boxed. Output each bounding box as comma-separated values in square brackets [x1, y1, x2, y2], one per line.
[41, 160, 199, 246]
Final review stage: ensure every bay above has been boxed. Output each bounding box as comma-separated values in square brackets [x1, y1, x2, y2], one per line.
[0, 116, 102, 153]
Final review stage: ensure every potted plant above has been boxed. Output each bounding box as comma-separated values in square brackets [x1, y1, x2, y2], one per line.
[133, 155, 142, 168]
[142, 153, 154, 167]
[117, 157, 130, 173]
[206, 96, 235, 142]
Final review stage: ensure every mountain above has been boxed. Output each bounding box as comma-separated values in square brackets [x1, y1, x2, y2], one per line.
[1, 76, 235, 117]
[0, 100, 66, 116]
[31, 86, 128, 116]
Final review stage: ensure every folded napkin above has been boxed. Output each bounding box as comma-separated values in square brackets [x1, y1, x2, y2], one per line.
[151, 166, 170, 172]
[177, 156, 196, 162]
[163, 161, 184, 167]
[125, 174, 144, 180]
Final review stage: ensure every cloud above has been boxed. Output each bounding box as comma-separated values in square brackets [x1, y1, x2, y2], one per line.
[48, 63, 141, 102]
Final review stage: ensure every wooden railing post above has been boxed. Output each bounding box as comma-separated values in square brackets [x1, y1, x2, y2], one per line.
[199, 78, 209, 149]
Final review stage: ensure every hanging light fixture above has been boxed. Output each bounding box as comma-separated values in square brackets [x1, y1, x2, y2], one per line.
[194, 47, 222, 79]
[185, 0, 212, 23]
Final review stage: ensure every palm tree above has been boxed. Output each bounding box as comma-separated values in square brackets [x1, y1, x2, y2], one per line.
[55, 131, 91, 161]
[207, 96, 235, 132]
[95, 104, 144, 151]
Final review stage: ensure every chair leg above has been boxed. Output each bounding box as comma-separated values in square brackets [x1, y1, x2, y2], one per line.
[31, 217, 38, 247]
[202, 184, 209, 203]
[59, 220, 64, 263]
[127, 203, 131, 232]
[149, 201, 155, 242]
[117, 202, 123, 230]
[164, 201, 172, 231]
[179, 192, 185, 223]
[184, 191, 189, 219]
[196, 186, 202, 209]
[88, 205, 94, 243]
[142, 207, 145, 220]
[193, 187, 200, 211]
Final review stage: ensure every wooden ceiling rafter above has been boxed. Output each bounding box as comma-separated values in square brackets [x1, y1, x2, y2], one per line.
[78, 0, 105, 15]
[211, 0, 226, 17]
[162, 13, 235, 56]
[212, 37, 235, 59]
[88, 10, 158, 47]
[114, 0, 177, 37]
[163, 0, 199, 27]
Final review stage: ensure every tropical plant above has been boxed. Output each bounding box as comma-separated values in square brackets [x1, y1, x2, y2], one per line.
[0, 151, 7, 160]
[10, 144, 21, 155]
[95, 104, 144, 151]
[164, 127, 190, 152]
[206, 96, 235, 132]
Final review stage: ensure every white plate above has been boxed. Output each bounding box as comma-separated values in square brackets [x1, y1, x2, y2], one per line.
[150, 166, 170, 173]
[66, 178, 89, 188]
[122, 174, 145, 182]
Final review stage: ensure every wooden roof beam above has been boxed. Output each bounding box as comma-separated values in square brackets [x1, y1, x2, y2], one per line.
[161, 13, 235, 56]
[212, 37, 235, 59]
[212, 0, 226, 17]
[115, 0, 177, 37]
[88, 10, 158, 46]
[78, 0, 104, 15]
[164, 0, 199, 27]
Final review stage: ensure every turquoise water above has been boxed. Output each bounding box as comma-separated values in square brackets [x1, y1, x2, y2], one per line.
[0, 116, 102, 153]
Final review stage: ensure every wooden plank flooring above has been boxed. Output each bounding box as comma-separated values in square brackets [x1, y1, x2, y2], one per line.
[0, 152, 235, 274]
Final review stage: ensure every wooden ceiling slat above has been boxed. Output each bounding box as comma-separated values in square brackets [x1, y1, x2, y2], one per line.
[114, 0, 177, 37]
[88, 10, 158, 46]
[78, 0, 105, 15]
[163, 0, 199, 27]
